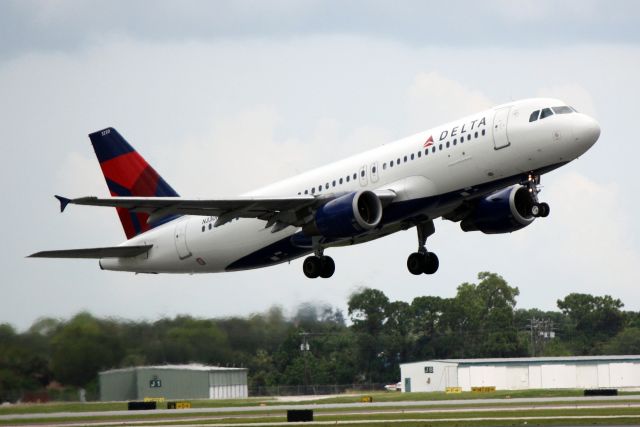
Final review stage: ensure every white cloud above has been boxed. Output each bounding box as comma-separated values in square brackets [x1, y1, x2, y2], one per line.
[407, 72, 493, 131]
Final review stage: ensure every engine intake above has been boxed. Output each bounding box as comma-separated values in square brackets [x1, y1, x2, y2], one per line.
[460, 185, 535, 234]
[308, 190, 383, 238]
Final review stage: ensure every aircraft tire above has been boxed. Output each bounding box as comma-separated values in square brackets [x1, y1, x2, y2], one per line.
[539, 202, 550, 218]
[407, 252, 424, 275]
[423, 252, 439, 275]
[303, 256, 322, 279]
[320, 256, 335, 278]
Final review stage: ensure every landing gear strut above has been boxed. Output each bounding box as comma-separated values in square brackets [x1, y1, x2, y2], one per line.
[407, 220, 439, 275]
[303, 247, 335, 279]
[523, 172, 550, 218]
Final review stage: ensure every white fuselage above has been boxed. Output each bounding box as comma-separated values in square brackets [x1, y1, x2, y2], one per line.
[100, 98, 600, 273]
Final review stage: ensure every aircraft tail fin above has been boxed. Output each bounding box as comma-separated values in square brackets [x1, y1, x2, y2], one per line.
[88, 127, 179, 239]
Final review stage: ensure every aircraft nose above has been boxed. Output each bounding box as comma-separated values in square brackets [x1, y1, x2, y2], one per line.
[575, 115, 601, 148]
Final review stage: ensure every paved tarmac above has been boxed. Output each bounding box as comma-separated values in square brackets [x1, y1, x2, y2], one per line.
[1, 394, 639, 422]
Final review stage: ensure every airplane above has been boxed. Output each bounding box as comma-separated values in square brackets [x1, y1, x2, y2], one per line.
[30, 98, 601, 278]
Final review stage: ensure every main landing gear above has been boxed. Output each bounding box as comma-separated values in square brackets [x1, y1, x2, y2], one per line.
[407, 220, 439, 276]
[524, 173, 550, 218]
[303, 249, 335, 279]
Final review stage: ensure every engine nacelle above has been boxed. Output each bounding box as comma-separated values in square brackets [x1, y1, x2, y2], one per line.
[309, 190, 383, 238]
[460, 185, 535, 234]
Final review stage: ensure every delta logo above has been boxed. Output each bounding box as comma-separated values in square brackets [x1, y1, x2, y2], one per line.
[422, 117, 487, 148]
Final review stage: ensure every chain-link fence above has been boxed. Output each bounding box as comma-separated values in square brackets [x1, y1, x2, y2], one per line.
[249, 383, 386, 396]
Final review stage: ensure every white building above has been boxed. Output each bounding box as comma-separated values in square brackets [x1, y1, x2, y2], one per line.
[400, 356, 640, 392]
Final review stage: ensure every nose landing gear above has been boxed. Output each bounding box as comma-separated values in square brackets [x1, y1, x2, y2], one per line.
[524, 173, 550, 218]
[407, 220, 439, 276]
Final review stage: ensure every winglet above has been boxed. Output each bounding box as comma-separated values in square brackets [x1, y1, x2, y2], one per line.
[55, 195, 71, 212]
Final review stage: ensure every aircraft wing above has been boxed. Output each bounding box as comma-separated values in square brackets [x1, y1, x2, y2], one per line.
[29, 245, 153, 259]
[55, 191, 396, 231]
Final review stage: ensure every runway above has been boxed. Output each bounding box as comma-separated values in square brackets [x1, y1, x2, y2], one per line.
[1, 394, 639, 426]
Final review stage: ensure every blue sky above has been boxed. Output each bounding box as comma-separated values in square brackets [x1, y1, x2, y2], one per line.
[1, 0, 639, 329]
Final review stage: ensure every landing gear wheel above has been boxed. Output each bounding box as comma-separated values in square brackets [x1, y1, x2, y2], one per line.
[539, 202, 550, 218]
[320, 256, 335, 278]
[303, 256, 322, 279]
[407, 252, 424, 275]
[423, 252, 439, 275]
[531, 204, 541, 217]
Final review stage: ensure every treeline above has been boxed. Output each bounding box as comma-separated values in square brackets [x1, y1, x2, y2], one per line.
[1, 272, 640, 401]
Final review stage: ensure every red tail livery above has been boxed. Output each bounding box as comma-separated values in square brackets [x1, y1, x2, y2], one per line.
[89, 127, 179, 239]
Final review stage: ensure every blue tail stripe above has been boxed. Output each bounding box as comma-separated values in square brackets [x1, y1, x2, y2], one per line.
[89, 128, 135, 163]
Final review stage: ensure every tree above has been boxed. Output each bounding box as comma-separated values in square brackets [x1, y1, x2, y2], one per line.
[557, 293, 624, 354]
[50, 313, 124, 387]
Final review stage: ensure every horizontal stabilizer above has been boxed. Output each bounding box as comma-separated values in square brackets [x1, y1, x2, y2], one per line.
[55, 195, 71, 212]
[28, 245, 152, 259]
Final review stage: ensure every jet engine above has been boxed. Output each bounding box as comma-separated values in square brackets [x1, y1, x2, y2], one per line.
[308, 190, 383, 238]
[460, 185, 536, 234]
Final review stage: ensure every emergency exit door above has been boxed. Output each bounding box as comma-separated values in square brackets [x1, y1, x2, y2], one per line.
[174, 220, 192, 260]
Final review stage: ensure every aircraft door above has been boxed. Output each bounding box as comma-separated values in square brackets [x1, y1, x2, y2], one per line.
[174, 220, 192, 260]
[492, 106, 511, 149]
[359, 165, 368, 186]
[370, 162, 379, 183]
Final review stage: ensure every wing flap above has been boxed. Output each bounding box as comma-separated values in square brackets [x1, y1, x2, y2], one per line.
[28, 245, 153, 259]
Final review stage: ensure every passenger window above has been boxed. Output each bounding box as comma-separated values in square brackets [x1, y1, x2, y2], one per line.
[453, 138, 457, 145]
[446, 141, 450, 148]
[482, 129, 486, 136]
[360, 170, 365, 177]
[552, 106, 573, 114]
[346, 175, 350, 182]
[425, 148, 429, 155]
[383, 163, 387, 170]
[372, 166, 376, 173]
[353, 173, 357, 179]
[201, 226, 205, 232]
[404, 155, 408, 162]
[439, 144, 442, 150]
[339, 178, 343, 184]
[208, 223, 212, 230]
[467, 134, 471, 141]
[411, 153, 414, 160]
[540, 108, 553, 119]
[397, 158, 401, 164]
[304, 190, 308, 194]
[311, 188, 315, 194]
[318, 186, 322, 192]
[332, 180, 336, 187]
[325, 183, 329, 189]
[417, 151, 421, 158]
[474, 131, 478, 138]
[529, 110, 540, 122]
[390, 160, 394, 167]
[432, 146, 436, 153]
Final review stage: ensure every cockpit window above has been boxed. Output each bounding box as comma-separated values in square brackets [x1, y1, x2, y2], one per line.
[529, 110, 540, 122]
[570, 106, 579, 113]
[552, 106, 573, 114]
[540, 108, 554, 119]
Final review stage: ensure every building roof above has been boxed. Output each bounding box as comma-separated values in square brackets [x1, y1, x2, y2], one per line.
[401, 355, 640, 367]
[99, 364, 247, 375]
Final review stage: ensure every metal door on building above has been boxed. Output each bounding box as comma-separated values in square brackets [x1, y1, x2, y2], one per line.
[404, 377, 411, 393]
[174, 220, 192, 260]
[492, 107, 511, 149]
